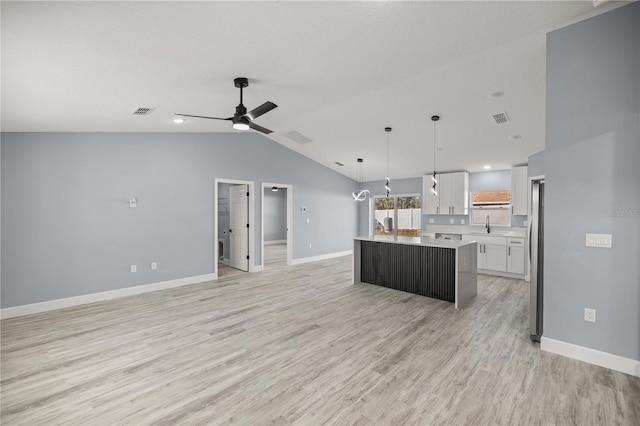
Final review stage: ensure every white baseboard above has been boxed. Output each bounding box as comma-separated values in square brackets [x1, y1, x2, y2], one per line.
[541, 337, 639, 377]
[251, 265, 264, 272]
[264, 240, 287, 245]
[291, 250, 352, 265]
[0, 273, 217, 320]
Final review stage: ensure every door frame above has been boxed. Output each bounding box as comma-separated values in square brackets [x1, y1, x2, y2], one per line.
[214, 178, 256, 278]
[260, 182, 293, 268]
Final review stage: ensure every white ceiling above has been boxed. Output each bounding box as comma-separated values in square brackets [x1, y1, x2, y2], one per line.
[1, 1, 627, 181]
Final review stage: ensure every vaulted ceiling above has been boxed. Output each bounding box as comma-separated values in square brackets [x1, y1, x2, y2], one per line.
[1, 1, 626, 180]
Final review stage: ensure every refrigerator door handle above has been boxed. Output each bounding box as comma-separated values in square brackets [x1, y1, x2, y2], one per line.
[527, 216, 533, 263]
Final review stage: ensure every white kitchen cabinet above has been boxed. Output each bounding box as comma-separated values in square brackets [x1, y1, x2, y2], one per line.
[482, 243, 507, 272]
[464, 235, 507, 272]
[511, 166, 528, 215]
[507, 237, 525, 274]
[422, 174, 440, 214]
[424, 171, 468, 215]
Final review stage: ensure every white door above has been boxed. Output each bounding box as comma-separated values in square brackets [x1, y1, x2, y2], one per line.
[229, 184, 249, 271]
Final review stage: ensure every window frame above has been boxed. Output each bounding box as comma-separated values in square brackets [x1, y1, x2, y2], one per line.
[370, 193, 422, 237]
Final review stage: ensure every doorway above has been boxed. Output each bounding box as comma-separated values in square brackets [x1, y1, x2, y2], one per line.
[214, 178, 256, 278]
[261, 182, 293, 270]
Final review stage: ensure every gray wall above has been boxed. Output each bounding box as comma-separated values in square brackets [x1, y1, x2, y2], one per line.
[528, 150, 545, 178]
[545, 3, 639, 360]
[263, 188, 287, 242]
[1, 132, 358, 308]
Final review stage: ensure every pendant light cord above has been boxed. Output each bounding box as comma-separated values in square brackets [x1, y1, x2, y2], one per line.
[385, 127, 392, 198]
[431, 115, 439, 196]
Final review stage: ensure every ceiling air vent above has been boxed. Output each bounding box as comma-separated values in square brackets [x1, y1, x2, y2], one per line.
[132, 107, 155, 116]
[492, 112, 510, 125]
[283, 130, 313, 145]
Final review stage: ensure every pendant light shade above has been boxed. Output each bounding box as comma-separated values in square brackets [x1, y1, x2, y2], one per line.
[352, 158, 370, 201]
[385, 127, 392, 198]
[431, 116, 439, 196]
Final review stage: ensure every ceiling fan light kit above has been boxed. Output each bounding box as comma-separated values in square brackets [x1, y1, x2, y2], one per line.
[175, 77, 277, 134]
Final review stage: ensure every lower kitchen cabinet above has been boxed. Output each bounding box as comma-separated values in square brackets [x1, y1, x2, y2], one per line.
[507, 237, 525, 274]
[463, 234, 523, 276]
[482, 244, 507, 272]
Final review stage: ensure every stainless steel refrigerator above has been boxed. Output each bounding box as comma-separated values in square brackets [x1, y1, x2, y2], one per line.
[529, 179, 545, 342]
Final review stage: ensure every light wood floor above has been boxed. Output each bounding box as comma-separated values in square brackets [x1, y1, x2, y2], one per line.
[2, 246, 639, 425]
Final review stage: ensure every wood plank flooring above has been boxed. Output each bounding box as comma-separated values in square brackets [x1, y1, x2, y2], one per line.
[2, 245, 639, 425]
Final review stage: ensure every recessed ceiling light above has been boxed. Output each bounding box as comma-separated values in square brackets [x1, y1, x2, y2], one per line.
[483, 165, 492, 170]
[488, 91, 504, 99]
[173, 118, 185, 124]
[508, 134, 522, 141]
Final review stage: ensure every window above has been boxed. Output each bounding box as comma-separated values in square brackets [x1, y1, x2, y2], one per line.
[471, 191, 511, 226]
[373, 195, 421, 236]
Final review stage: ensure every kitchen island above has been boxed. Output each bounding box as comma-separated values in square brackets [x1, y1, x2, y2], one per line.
[353, 236, 477, 308]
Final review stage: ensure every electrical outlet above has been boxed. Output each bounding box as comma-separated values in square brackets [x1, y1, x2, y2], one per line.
[584, 308, 596, 323]
[449, 219, 454, 224]
[308, 243, 312, 248]
[151, 262, 157, 270]
[429, 218, 434, 224]
[460, 219, 465, 225]
[130, 264, 137, 273]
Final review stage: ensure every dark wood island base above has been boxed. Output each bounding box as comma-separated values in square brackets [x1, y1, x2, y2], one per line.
[353, 236, 477, 308]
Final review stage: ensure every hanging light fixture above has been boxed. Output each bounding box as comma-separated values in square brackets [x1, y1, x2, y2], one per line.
[385, 127, 392, 197]
[352, 158, 370, 201]
[431, 116, 439, 196]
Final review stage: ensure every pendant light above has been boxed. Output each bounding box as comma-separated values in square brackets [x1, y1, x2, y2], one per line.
[431, 116, 439, 196]
[352, 158, 370, 201]
[385, 127, 392, 198]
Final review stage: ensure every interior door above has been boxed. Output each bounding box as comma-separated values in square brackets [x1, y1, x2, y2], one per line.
[229, 184, 249, 271]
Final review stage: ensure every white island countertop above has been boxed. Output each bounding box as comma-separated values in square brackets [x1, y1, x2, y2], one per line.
[355, 235, 476, 249]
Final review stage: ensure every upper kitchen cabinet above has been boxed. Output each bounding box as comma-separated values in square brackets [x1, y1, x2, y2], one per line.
[511, 165, 528, 215]
[423, 171, 469, 215]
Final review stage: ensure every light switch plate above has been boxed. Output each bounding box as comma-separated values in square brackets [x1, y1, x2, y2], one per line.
[586, 233, 612, 248]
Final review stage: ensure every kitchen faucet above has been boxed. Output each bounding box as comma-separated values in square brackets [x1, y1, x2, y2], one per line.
[486, 215, 491, 233]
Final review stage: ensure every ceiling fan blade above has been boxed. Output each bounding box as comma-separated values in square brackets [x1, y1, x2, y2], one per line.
[249, 121, 273, 134]
[247, 101, 277, 120]
[174, 113, 232, 121]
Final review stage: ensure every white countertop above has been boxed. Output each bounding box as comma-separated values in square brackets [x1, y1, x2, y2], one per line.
[355, 235, 476, 249]
[421, 225, 527, 238]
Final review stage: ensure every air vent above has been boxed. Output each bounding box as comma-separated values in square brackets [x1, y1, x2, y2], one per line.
[283, 130, 313, 144]
[132, 107, 155, 116]
[492, 112, 510, 124]
[334, 161, 344, 167]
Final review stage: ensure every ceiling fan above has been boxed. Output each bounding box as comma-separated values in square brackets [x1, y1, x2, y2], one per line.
[175, 77, 277, 134]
